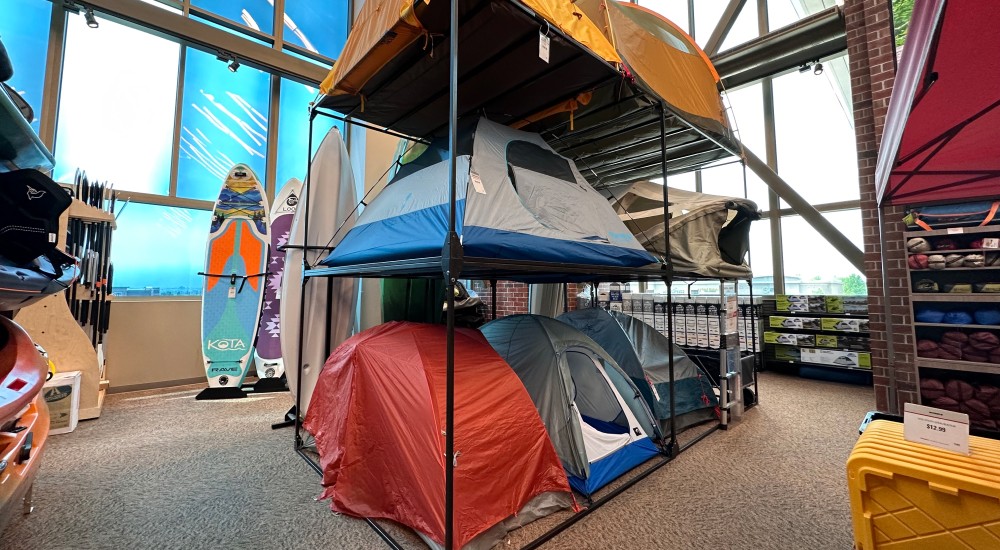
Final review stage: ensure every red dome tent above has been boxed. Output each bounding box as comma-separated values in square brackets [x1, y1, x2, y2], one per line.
[303, 322, 574, 549]
[876, 0, 1000, 205]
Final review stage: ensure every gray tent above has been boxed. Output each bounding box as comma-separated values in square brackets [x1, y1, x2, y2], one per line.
[558, 308, 718, 434]
[601, 181, 760, 278]
[480, 315, 661, 496]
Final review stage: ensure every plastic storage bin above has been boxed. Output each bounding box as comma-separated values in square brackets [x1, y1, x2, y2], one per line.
[848, 419, 1000, 549]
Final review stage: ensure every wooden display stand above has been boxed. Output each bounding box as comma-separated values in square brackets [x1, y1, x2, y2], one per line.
[16, 294, 106, 419]
[15, 198, 116, 420]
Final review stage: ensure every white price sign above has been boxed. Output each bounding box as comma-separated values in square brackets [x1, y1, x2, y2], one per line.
[903, 402, 970, 455]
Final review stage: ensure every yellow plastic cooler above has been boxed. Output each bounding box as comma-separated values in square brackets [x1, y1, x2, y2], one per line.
[847, 419, 1000, 549]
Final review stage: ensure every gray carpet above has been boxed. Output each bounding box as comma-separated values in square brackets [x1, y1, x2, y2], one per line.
[1, 372, 873, 549]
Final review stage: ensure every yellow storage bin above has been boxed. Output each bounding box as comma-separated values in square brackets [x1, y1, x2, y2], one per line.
[848, 419, 1000, 549]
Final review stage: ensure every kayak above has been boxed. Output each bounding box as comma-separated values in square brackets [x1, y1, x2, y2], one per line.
[0, 315, 50, 530]
[0, 252, 77, 312]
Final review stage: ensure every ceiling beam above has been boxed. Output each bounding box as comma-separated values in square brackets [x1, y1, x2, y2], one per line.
[704, 0, 748, 57]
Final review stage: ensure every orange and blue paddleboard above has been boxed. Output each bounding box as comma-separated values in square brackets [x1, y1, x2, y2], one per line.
[197, 164, 269, 400]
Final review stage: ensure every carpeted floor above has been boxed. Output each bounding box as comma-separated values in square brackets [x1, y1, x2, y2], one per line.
[1, 372, 873, 550]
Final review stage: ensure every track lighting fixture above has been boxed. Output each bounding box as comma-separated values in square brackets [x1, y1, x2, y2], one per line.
[813, 63, 824, 75]
[798, 64, 811, 73]
[228, 58, 240, 72]
[84, 6, 99, 28]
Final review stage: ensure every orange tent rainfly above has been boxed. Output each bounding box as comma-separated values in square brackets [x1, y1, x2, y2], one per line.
[303, 322, 575, 550]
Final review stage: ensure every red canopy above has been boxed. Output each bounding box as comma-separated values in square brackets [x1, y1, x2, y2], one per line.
[303, 322, 573, 549]
[876, 0, 1000, 206]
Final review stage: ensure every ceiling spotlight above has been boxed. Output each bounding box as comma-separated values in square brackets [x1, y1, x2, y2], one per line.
[798, 64, 811, 73]
[84, 6, 99, 28]
[228, 58, 240, 72]
[813, 62, 824, 75]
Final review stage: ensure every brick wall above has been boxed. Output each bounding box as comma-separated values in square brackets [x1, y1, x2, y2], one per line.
[846, 0, 915, 413]
[472, 281, 579, 319]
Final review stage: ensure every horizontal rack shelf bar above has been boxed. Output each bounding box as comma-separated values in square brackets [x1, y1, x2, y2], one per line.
[914, 322, 1000, 329]
[905, 226, 1000, 238]
[917, 357, 1000, 374]
[911, 294, 1000, 302]
[908, 248, 1000, 255]
[910, 266, 1000, 271]
[765, 359, 873, 372]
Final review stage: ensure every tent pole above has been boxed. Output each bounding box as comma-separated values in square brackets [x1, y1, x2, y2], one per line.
[490, 279, 498, 320]
[444, 1, 459, 547]
[659, 102, 679, 455]
[292, 109, 316, 449]
[563, 283, 569, 313]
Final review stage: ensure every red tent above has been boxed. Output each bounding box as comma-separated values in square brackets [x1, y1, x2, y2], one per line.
[876, 0, 1000, 205]
[303, 322, 574, 549]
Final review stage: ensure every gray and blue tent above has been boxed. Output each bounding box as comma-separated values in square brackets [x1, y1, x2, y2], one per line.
[321, 118, 657, 269]
[480, 315, 661, 496]
[558, 308, 718, 434]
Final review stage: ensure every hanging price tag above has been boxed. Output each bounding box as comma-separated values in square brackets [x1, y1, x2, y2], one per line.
[228, 286, 237, 299]
[903, 402, 970, 455]
[539, 30, 550, 63]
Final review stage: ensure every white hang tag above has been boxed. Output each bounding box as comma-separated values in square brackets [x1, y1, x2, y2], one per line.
[228, 286, 237, 299]
[539, 31, 550, 63]
[470, 171, 486, 195]
[903, 402, 970, 455]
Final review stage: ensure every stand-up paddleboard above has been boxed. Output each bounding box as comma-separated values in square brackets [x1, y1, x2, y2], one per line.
[280, 127, 359, 418]
[198, 164, 270, 400]
[248, 178, 302, 393]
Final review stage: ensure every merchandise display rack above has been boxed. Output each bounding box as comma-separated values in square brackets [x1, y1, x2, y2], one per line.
[906, 223, 1000, 433]
[288, 2, 750, 548]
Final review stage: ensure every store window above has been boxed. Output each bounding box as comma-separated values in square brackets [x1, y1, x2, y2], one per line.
[768, 0, 841, 31]
[54, 13, 179, 192]
[282, 1, 350, 59]
[780, 210, 866, 295]
[191, 0, 274, 35]
[694, 0, 760, 52]
[176, 47, 271, 201]
[111, 203, 211, 297]
[0, 0, 51, 133]
[274, 78, 341, 190]
[772, 54, 858, 206]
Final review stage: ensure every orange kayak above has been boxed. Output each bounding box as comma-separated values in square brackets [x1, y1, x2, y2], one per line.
[0, 316, 49, 530]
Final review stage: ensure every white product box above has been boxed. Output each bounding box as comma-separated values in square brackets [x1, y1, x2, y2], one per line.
[43, 371, 82, 435]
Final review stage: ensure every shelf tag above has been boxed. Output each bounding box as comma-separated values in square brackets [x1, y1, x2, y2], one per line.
[228, 286, 237, 299]
[903, 402, 969, 455]
[539, 30, 550, 63]
[983, 237, 999, 249]
[947, 227, 965, 235]
[470, 171, 486, 194]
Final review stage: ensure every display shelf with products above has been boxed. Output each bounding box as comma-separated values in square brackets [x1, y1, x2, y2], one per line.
[907, 222, 1000, 435]
[762, 295, 872, 383]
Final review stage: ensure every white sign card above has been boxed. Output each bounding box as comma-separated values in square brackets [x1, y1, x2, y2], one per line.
[903, 402, 970, 455]
[538, 31, 550, 63]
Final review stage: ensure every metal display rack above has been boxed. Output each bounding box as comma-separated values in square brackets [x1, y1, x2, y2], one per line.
[287, 2, 750, 548]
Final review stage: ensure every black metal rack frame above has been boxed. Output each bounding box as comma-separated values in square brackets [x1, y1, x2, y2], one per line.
[288, 2, 753, 548]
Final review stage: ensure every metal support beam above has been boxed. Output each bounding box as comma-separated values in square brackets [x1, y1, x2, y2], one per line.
[65, 0, 328, 85]
[742, 146, 864, 273]
[704, 0, 748, 57]
[38, 2, 66, 151]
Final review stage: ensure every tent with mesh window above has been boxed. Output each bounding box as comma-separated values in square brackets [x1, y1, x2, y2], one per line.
[480, 314, 662, 496]
[321, 117, 657, 270]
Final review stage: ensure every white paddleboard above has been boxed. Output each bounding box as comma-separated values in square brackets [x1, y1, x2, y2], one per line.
[280, 127, 359, 417]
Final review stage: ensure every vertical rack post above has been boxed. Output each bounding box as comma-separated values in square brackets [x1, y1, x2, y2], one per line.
[443, 0, 460, 547]
[490, 279, 498, 320]
[659, 102, 678, 455]
[293, 109, 317, 448]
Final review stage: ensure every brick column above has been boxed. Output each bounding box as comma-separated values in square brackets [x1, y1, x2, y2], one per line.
[846, 0, 915, 412]
[472, 281, 580, 319]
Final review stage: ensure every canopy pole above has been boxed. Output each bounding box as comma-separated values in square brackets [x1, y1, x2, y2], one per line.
[444, 1, 460, 548]
[490, 279, 498, 320]
[293, 109, 317, 449]
[659, 102, 679, 455]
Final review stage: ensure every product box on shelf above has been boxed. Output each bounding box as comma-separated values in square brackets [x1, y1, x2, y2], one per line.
[801, 348, 871, 369]
[621, 292, 632, 314]
[653, 295, 667, 334]
[43, 370, 82, 435]
[673, 301, 687, 346]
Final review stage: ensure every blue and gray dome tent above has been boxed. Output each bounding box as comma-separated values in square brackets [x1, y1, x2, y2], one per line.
[480, 314, 662, 497]
[321, 118, 658, 271]
[558, 308, 718, 435]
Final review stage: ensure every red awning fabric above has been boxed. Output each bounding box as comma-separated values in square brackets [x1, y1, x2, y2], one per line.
[303, 322, 573, 549]
[876, 0, 1000, 206]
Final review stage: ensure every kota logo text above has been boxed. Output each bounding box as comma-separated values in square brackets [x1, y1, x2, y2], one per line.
[208, 339, 248, 351]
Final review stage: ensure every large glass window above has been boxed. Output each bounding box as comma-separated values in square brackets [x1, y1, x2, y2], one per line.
[0, 0, 52, 134]
[637, 1, 691, 35]
[54, 13, 179, 192]
[274, 78, 340, 190]
[695, 0, 760, 51]
[111, 203, 212, 296]
[176, 47, 271, 200]
[780, 209, 866, 295]
[191, 0, 274, 35]
[772, 54, 858, 206]
[282, 1, 350, 59]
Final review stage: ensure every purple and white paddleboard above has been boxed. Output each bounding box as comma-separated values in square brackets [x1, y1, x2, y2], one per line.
[253, 178, 302, 381]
